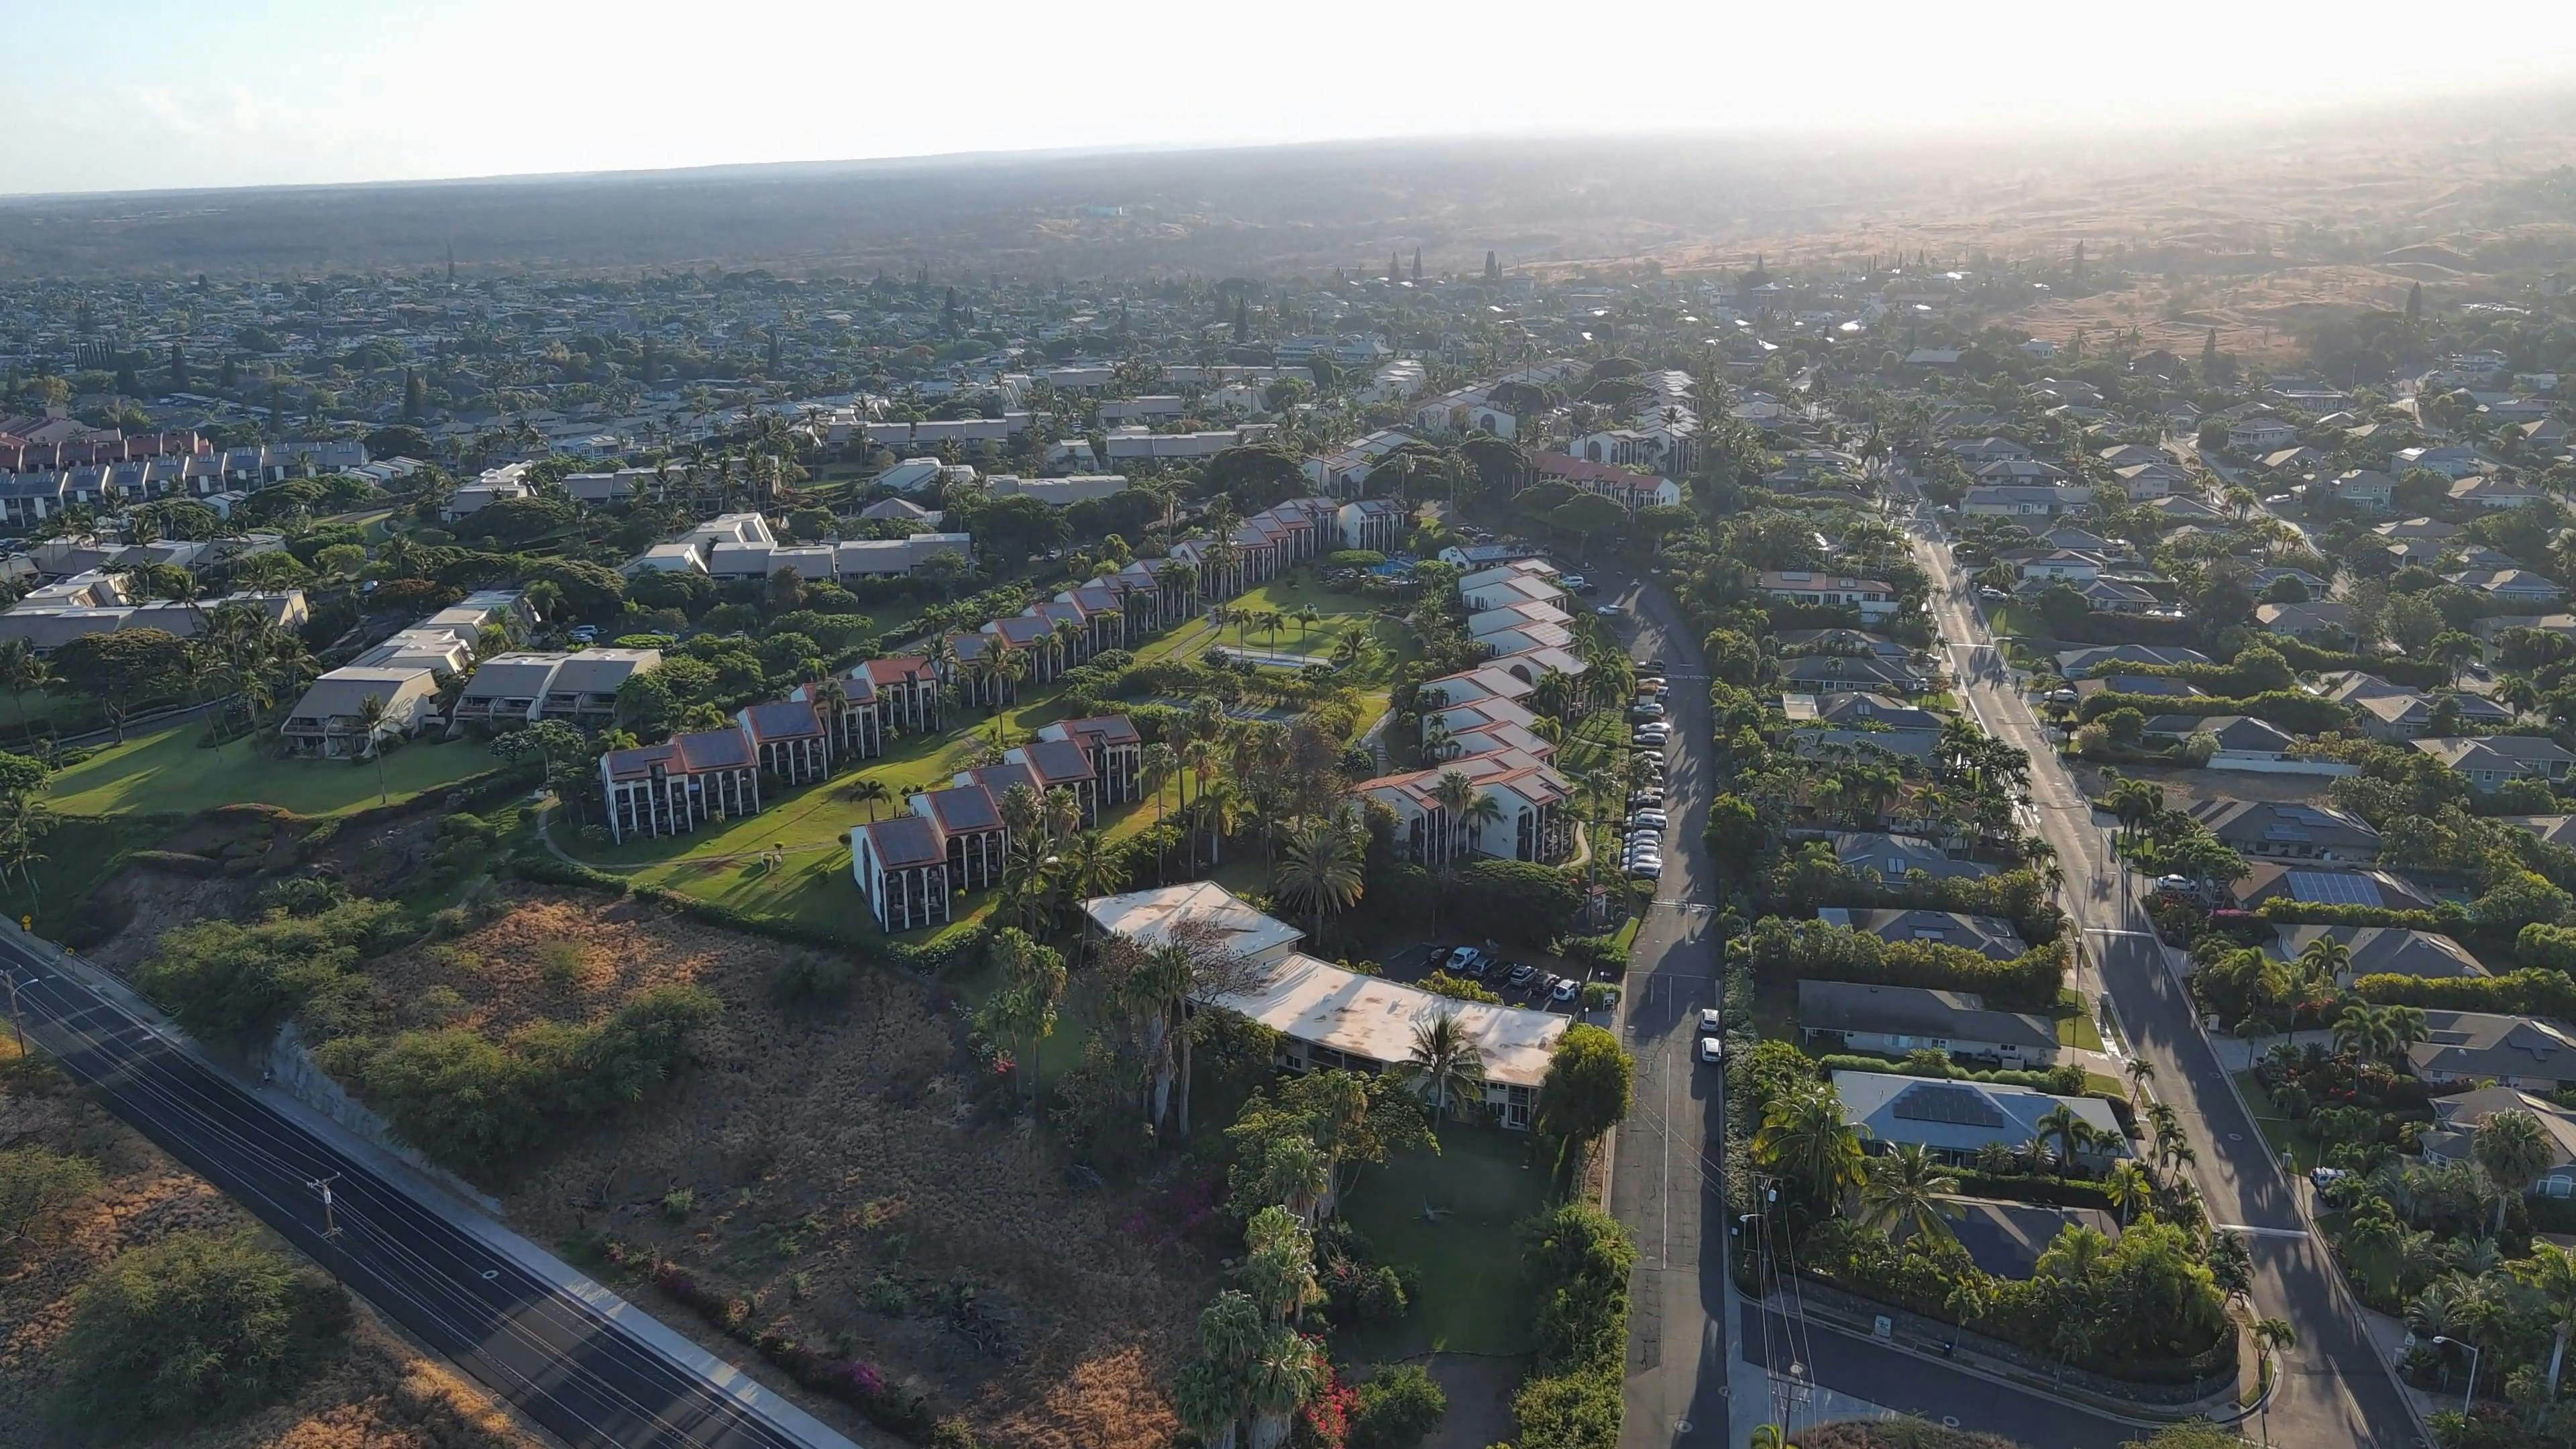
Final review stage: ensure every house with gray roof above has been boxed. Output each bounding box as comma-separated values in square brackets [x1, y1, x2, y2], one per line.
[2273, 924, 2487, 985]
[2409, 1012, 2576, 1091]
[1826, 832, 1997, 883]
[1800, 982, 2058, 1066]
[2414, 735, 2576, 790]
[1816, 908, 2027, 961]
[2418, 1087, 2576, 1200]
[1830, 1071, 2117, 1163]
[2188, 798, 2381, 863]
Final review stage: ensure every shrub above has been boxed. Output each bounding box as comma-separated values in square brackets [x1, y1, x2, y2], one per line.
[1419, 969, 1499, 1004]
[0, 1145, 104, 1245]
[1350, 1364, 1446, 1449]
[771, 949, 856, 1008]
[1555, 931, 1632, 976]
[661, 1187, 696, 1221]
[51, 1230, 350, 1437]
[2356, 968, 2576, 1021]
[535, 938, 592, 989]
[139, 898, 406, 1044]
[1442, 859, 1585, 948]
[1511, 1201, 1634, 1449]
[1744, 917, 2065, 1012]
[319, 983, 720, 1173]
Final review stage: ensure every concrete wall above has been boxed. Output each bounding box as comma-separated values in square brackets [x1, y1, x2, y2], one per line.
[266, 1021, 503, 1215]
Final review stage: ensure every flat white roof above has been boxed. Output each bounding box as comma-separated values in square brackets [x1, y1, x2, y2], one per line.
[1084, 881, 1303, 963]
[1210, 952, 1567, 1088]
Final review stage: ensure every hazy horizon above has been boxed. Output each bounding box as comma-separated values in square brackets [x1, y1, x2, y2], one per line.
[17, 0, 2576, 200]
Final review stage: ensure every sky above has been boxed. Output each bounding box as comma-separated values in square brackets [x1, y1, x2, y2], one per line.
[14, 0, 2576, 197]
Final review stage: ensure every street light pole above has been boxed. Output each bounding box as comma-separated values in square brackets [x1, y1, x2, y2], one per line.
[2434, 1336, 2482, 1414]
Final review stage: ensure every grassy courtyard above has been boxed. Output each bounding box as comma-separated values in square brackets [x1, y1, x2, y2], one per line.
[1340, 1128, 1552, 1356]
[549, 568, 1407, 942]
[45, 724, 506, 820]
[1133, 576, 1415, 687]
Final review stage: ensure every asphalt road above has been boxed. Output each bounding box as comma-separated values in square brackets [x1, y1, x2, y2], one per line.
[0, 929, 853, 1449]
[1914, 521, 2423, 1449]
[1601, 570, 1733, 1449]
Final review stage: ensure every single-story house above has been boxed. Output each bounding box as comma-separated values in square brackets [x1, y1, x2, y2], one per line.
[2412, 735, 2576, 790]
[1800, 982, 2058, 1066]
[2409, 1012, 2576, 1092]
[2418, 1088, 2576, 1199]
[2188, 798, 2381, 863]
[1827, 832, 1998, 883]
[2273, 924, 2487, 985]
[1815, 908, 2027, 961]
[1831, 1071, 2121, 1165]
[2254, 601, 2354, 641]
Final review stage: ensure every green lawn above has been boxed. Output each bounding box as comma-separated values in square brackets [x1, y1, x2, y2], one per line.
[45, 726, 505, 819]
[2055, 989, 2104, 1051]
[0, 815, 179, 939]
[1339, 1128, 1553, 1356]
[1134, 576, 1415, 687]
[2232, 1071, 2322, 1173]
[1984, 603, 2049, 642]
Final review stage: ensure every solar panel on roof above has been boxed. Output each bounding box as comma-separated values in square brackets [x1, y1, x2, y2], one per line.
[2288, 871, 2379, 906]
[1891, 1083, 2008, 1129]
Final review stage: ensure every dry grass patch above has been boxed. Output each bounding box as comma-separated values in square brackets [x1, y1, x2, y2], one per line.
[0, 1042, 534, 1449]
[364, 887, 1208, 1449]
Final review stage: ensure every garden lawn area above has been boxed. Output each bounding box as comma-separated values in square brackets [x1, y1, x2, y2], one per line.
[2233, 1071, 2322, 1173]
[1132, 575, 1415, 687]
[45, 725, 505, 819]
[1340, 1128, 1552, 1357]
[1983, 603, 2049, 643]
[2054, 989, 2104, 1051]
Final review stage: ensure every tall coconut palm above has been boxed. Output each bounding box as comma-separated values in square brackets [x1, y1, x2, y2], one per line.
[355, 693, 392, 802]
[1394, 1011, 1487, 1129]
[849, 776, 892, 821]
[2251, 1317, 2296, 1448]
[2102, 1160, 2153, 1226]
[1858, 1144, 1960, 1244]
[2471, 1109, 2554, 1235]
[2520, 1244, 2576, 1401]
[2123, 1057, 2157, 1107]
[2295, 934, 2352, 989]
[1274, 816, 1364, 949]
[1752, 1084, 1868, 1208]
[2033, 1104, 2090, 1165]
[1456, 786, 1506, 860]
[1242, 1326, 1323, 1449]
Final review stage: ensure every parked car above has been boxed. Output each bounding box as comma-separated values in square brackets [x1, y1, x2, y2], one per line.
[1559, 574, 1589, 593]
[1627, 857, 1663, 879]
[1631, 810, 1669, 830]
[569, 624, 600, 643]
[1551, 977, 1580, 1004]
[1450, 947, 1489, 977]
[1503, 962, 1535, 987]
[1699, 1007, 1724, 1034]
[1699, 1036, 1725, 1064]
[1629, 701, 1666, 720]
[1594, 604, 1624, 619]
[1977, 586, 2008, 602]
[1632, 726, 1671, 747]
[1640, 657, 1666, 674]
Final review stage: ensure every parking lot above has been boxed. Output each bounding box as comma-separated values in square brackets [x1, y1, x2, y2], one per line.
[1379, 938, 1625, 1017]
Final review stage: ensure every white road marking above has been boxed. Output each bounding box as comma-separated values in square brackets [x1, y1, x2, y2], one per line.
[2214, 1224, 2310, 1240]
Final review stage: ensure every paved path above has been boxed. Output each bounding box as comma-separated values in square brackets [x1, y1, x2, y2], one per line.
[1914, 516, 2425, 1449]
[0, 925, 859, 1449]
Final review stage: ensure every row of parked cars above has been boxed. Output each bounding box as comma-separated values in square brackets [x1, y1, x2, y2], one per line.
[1625, 667, 1671, 879]
[1432, 945, 1589, 1006]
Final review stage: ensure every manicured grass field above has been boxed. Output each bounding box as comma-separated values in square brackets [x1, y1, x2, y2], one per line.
[2055, 989, 2105, 1051]
[46, 725, 506, 819]
[1134, 577, 1415, 687]
[1340, 1128, 1552, 1356]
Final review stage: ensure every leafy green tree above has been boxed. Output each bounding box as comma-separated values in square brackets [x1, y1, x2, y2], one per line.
[1350, 1363, 1447, 1449]
[1538, 1024, 1633, 1161]
[52, 1230, 350, 1437]
[52, 627, 189, 741]
[0, 1145, 103, 1247]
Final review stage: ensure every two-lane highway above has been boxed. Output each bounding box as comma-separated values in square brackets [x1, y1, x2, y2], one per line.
[1913, 525, 2419, 1448]
[0, 928, 855, 1449]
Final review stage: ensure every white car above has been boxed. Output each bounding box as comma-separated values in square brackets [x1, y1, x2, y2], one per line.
[1629, 701, 1666, 720]
[1595, 604, 1625, 619]
[1699, 1007, 1724, 1034]
[1551, 977, 1580, 1004]
[1632, 724, 1671, 744]
[1627, 857, 1664, 879]
[1699, 1036, 1724, 1064]
[1631, 810, 1669, 830]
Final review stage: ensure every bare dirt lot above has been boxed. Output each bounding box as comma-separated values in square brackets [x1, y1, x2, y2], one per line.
[2070, 758, 2339, 810]
[358, 887, 1207, 1449]
[0, 1044, 534, 1449]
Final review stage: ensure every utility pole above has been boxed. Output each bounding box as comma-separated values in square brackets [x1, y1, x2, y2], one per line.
[2, 968, 23, 1058]
[309, 1175, 341, 1242]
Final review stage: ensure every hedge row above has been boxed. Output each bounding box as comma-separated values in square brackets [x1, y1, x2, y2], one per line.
[2077, 687, 2351, 735]
[1744, 917, 2066, 1012]
[1510, 1203, 1635, 1449]
[2355, 968, 2576, 1022]
[2255, 898, 2459, 931]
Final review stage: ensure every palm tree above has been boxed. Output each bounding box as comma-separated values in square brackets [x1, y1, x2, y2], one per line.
[2295, 934, 2352, 989]
[2033, 1104, 2090, 1166]
[2124, 1057, 2157, 1107]
[2471, 1109, 2553, 1235]
[1291, 605, 1320, 652]
[355, 693, 392, 802]
[1428, 768, 1479, 869]
[1394, 1011, 1487, 1130]
[1456, 787, 1505, 859]
[2102, 1160, 2152, 1226]
[2515, 1245, 2576, 1404]
[1752, 1083, 1868, 1208]
[2035, 1222, 2114, 1283]
[1858, 1144, 1959, 1244]
[2252, 1317, 2296, 1447]
[849, 776, 892, 821]
[1242, 1327, 1324, 1449]
[1274, 817, 1364, 949]
[0, 641, 44, 739]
